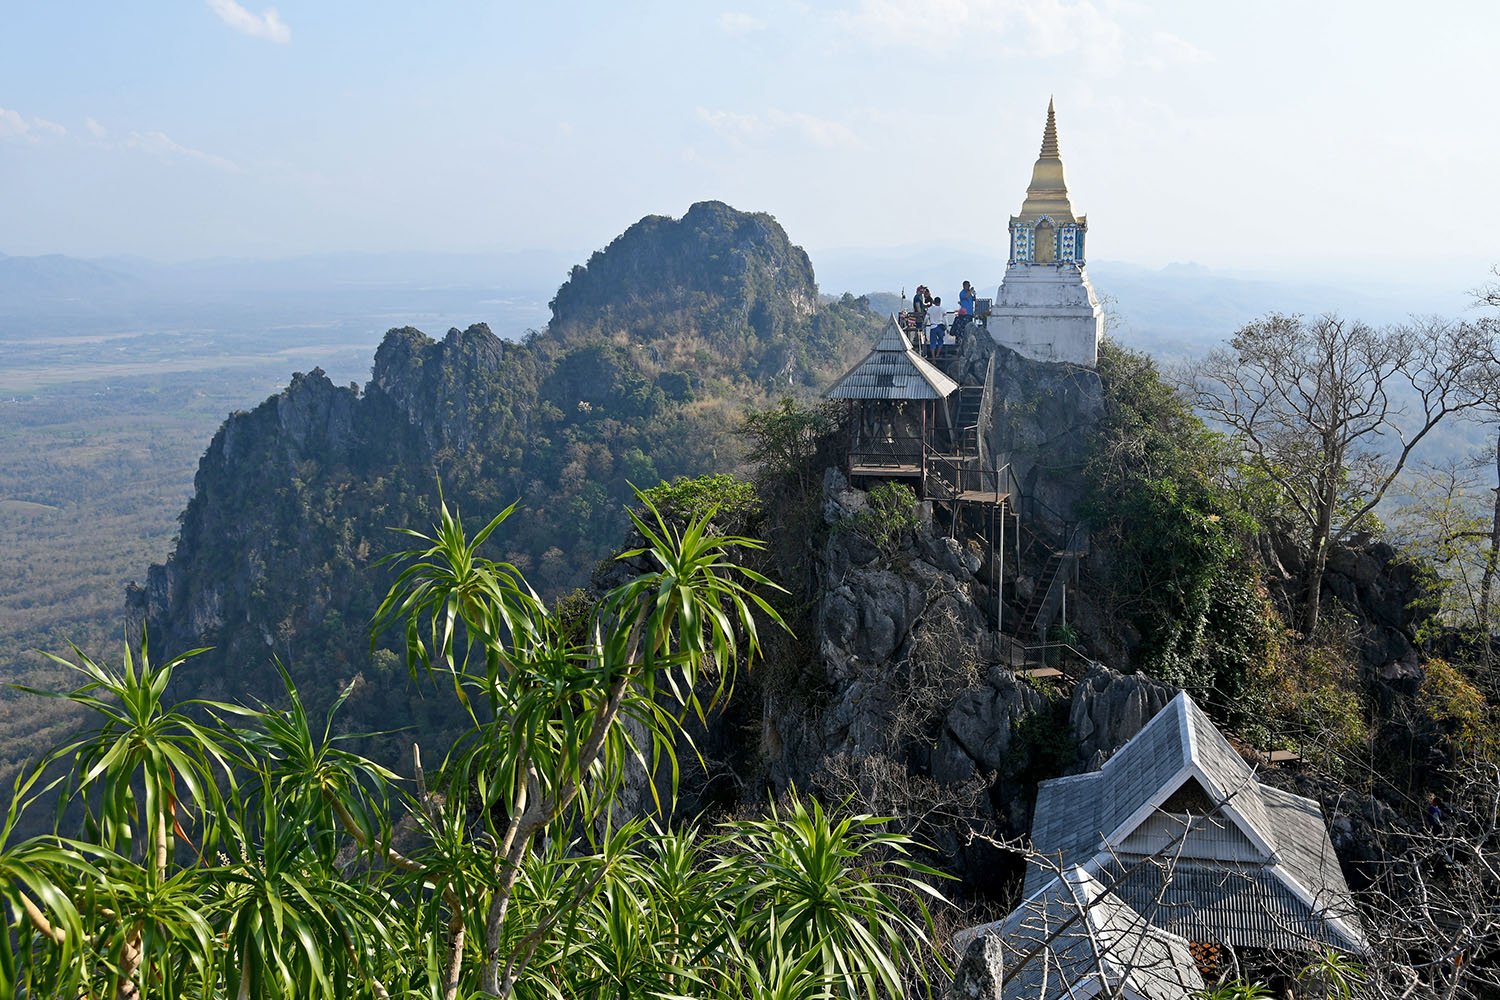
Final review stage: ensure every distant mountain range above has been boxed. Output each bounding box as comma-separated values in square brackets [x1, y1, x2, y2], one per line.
[5, 245, 1483, 363]
[811, 245, 1482, 361]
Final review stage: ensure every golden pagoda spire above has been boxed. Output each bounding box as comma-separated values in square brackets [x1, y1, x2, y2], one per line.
[1018, 97, 1076, 223]
[1039, 96, 1059, 159]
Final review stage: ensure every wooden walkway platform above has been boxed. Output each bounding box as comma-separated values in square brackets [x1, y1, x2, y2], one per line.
[952, 489, 1009, 506]
[849, 463, 922, 478]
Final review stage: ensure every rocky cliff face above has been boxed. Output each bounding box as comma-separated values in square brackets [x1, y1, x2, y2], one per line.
[953, 329, 1105, 531]
[129, 202, 879, 741]
[737, 329, 1421, 903]
[134, 367, 364, 668]
[748, 464, 1181, 893]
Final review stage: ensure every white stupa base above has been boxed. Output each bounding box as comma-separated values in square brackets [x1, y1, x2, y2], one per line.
[988, 264, 1103, 367]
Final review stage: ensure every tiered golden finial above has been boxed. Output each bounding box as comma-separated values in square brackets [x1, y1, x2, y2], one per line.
[1018, 97, 1076, 223]
[1039, 96, 1060, 159]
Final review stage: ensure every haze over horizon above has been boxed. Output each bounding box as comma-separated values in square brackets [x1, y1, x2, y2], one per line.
[3, 1, 1497, 291]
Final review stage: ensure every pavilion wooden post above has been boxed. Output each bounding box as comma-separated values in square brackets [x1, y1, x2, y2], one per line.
[846, 400, 855, 476]
[920, 401, 928, 488]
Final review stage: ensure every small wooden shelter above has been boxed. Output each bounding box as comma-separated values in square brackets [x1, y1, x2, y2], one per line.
[823, 315, 958, 482]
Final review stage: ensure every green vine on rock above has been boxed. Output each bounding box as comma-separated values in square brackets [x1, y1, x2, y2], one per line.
[840, 481, 919, 560]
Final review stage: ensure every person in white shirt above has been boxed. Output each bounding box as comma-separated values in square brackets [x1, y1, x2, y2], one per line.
[925, 296, 946, 357]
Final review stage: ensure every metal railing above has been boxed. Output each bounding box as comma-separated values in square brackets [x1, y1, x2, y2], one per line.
[847, 433, 926, 472]
[926, 452, 1009, 500]
[994, 633, 1097, 675]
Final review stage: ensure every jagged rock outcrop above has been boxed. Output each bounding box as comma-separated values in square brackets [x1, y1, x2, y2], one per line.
[133, 367, 363, 661]
[764, 470, 992, 784]
[1068, 664, 1176, 770]
[1322, 536, 1434, 685]
[949, 934, 1009, 1000]
[370, 325, 517, 454]
[759, 470, 1209, 885]
[128, 201, 881, 749]
[935, 668, 1048, 785]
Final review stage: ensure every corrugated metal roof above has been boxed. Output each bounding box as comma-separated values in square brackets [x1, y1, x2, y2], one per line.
[1100, 858, 1365, 954]
[823, 315, 959, 401]
[960, 866, 1204, 1000]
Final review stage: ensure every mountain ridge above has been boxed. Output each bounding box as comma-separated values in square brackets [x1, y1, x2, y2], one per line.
[128, 202, 878, 743]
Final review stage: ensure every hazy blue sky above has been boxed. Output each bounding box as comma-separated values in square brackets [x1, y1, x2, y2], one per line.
[2, 1, 1495, 285]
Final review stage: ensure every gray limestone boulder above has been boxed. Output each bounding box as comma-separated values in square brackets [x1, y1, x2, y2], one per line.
[936, 666, 1048, 783]
[949, 933, 1007, 1000]
[1068, 664, 1176, 771]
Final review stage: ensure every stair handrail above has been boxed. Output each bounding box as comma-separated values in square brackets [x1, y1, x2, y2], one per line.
[1021, 530, 1085, 641]
[923, 448, 1013, 500]
[993, 633, 1097, 675]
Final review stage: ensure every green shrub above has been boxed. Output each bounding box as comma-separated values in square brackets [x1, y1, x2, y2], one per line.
[841, 482, 919, 559]
[1084, 340, 1275, 722]
[1420, 658, 1500, 763]
[639, 473, 760, 531]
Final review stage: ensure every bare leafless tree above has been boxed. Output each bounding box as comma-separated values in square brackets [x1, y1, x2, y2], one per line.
[1394, 462, 1500, 650]
[1463, 272, 1500, 631]
[1190, 314, 1497, 636]
[1359, 760, 1500, 1000]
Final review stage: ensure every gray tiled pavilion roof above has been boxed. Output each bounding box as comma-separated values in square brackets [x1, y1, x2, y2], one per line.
[822, 315, 959, 401]
[1021, 692, 1367, 954]
[956, 866, 1205, 1000]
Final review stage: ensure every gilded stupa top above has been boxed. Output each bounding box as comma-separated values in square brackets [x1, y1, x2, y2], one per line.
[1016, 98, 1078, 224]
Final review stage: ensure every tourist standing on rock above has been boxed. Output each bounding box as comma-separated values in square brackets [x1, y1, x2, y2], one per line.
[913, 284, 932, 316]
[959, 280, 975, 318]
[926, 296, 945, 357]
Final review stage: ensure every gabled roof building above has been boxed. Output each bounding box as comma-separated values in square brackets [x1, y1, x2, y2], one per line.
[956, 693, 1366, 998]
[1024, 692, 1366, 955]
[823, 314, 959, 482]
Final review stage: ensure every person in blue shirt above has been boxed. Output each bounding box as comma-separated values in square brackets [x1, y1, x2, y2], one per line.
[953, 281, 976, 343]
[958, 280, 976, 318]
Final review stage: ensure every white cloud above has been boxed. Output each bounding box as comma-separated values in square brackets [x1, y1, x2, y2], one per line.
[1141, 30, 1210, 70]
[697, 108, 862, 150]
[127, 130, 241, 172]
[206, 0, 291, 43]
[1018, 0, 1123, 65]
[831, 0, 1203, 73]
[0, 106, 67, 143]
[718, 11, 765, 35]
[0, 107, 29, 140]
[1, 106, 237, 168]
[835, 0, 1010, 45]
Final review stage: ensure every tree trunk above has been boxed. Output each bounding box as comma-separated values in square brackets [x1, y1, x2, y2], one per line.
[1478, 433, 1500, 639]
[1300, 482, 1339, 637]
[443, 912, 466, 1000]
[1300, 535, 1329, 637]
[117, 924, 143, 1000]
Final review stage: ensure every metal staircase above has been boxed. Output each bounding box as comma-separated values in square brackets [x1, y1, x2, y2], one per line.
[1017, 520, 1087, 641]
[949, 387, 985, 457]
